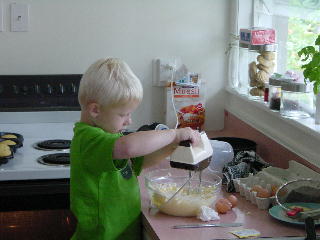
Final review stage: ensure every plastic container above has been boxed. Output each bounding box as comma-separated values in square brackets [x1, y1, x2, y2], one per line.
[233, 161, 320, 210]
[210, 137, 256, 157]
[232, 174, 274, 210]
[280, 81, 314, 119]
[269, 77, 282, 111]
[208, 140, 234, 176]
[248, 44, 277, 100]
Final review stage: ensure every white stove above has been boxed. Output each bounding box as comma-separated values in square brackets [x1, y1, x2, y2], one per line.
[0, 121, 77, 181]
[0, 74, 81, 184]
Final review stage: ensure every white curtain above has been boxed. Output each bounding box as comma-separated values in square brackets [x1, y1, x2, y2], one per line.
[227, 0, 240, 89]
[255, 0, 320, 20]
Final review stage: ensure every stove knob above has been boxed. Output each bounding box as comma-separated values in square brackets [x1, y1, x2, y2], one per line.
[71, 83, 77, 94]
[22, 85, 28, 95]
[35, 84, 41, 94]
[47, 84, 53, 94]
[13, 85, 19, 94]
[59, 83, 65, 94]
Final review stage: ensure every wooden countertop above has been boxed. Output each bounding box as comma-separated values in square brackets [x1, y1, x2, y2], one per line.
[139, 162, 320, 240]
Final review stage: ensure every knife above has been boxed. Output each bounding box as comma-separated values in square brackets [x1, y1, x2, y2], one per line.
[211, 237, 306, 240]
[172, 222, 243, 229]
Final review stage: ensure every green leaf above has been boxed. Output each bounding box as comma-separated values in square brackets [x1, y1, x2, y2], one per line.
[298, 46, 316, 61]
[303, 68, 312, 79]
[297, 34, 320, 94]
[309, 70, 320, 82]
[315, 35, 320, 46]
[305, 53, 320, 68]
[314, 81, 320, 95]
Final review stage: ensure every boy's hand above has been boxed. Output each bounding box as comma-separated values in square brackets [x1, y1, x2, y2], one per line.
[174, 127, 201, 146]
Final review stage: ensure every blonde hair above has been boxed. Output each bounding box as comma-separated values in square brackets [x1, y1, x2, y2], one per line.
[78, 58, 143, 108]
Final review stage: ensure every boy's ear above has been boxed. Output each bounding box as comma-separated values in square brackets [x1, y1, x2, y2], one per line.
[87, 102, 100, 118]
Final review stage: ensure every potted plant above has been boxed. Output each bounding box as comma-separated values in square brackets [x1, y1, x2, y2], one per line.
[298, 34, 320, 124]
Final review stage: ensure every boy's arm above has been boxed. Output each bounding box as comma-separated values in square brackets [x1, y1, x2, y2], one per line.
[142, 143, 176, 169]
[113, 129, 177, 160]
[113, 127, 200, 160]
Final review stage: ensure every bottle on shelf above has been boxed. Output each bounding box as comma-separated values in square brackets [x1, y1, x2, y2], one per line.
[269, 77, 282, 111]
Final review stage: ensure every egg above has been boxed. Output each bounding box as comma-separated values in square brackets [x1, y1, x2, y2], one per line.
[218, 198, 232, 208]
[227, 194, 238, 208]
[271, 185, 279, 196]
[251, 185, 263, 193]
[256, 188, 271, 198]
[215, 200, 231, 214]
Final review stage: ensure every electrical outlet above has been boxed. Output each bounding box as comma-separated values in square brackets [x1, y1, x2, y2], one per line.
[152, 58, 180, 87]
[11, 3, 29, 32]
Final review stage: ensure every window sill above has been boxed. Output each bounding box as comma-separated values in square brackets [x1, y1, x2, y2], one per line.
[225, 87, 320, 169]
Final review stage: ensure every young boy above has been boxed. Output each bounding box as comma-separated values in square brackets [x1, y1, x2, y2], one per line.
[70, 58, 200, 240]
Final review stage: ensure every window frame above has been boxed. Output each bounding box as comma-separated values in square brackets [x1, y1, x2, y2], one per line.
[225, 87, 320, 169]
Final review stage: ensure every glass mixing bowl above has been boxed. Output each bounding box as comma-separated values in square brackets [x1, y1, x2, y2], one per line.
[275, 178, 320, 220]
[144, 168, 222, 217]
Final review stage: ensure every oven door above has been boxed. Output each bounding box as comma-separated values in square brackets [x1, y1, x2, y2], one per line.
[0, 178, 70, 211]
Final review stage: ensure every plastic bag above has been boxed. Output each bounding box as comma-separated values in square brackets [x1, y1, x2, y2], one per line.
[172, 82, 206, 130]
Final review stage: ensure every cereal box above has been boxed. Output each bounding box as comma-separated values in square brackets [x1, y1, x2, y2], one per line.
[165, 83, 205, 130]
[240, 28, 276, 45]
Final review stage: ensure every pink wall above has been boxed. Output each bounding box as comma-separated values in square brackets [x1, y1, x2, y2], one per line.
[207, 111, 320, 173]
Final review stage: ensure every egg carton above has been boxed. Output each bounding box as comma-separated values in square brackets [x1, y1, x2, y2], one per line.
[232, 160, 320, 210]
[233, 173, 277, 210]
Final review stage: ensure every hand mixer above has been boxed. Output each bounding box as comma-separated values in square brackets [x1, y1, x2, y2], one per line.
[169, 131, 213, 193]
[170, 131, 213, 171]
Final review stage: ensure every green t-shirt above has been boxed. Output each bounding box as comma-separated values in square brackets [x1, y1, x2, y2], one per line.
[70, 122, 144, 240]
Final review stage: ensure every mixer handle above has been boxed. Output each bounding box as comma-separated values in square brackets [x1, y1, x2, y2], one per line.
[179, 140, 192, 147]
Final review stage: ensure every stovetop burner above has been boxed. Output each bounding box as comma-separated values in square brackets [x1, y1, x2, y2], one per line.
[33, 139, 71, 151]
[37, 153, 70, 166]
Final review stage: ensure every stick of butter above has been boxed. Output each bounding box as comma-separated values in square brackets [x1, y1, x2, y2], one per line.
[230, 229, 261, 238]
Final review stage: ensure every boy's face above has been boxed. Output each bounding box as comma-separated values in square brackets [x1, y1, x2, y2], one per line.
[95, 100, 140, 134]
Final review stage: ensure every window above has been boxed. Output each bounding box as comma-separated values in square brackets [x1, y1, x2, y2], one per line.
[255, 0, 320, 73]
[226, 0, 320, 168]
[228, 0, 320, 112]
[229, 0, 320, 89]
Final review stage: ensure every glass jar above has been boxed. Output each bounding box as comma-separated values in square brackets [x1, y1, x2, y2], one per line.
[280, 81, 314, 119]
[269, 77, 282, 111]
[248, 44, 277, 100]
[238, 43, 249, 95]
